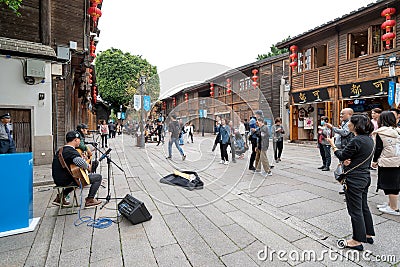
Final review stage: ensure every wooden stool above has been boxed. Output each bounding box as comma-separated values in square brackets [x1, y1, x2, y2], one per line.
[53, 185, 79, 216]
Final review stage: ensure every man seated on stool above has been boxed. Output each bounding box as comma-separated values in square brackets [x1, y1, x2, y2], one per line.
[52, 130, 102, 208]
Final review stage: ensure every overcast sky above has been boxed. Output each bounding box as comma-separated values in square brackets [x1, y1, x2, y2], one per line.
[96, 0, 376, 97]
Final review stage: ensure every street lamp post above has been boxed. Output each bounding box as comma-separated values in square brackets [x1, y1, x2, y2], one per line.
[138, 75, 146, 148]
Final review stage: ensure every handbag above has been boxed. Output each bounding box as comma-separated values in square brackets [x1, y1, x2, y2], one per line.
[333, 143, 375, 183]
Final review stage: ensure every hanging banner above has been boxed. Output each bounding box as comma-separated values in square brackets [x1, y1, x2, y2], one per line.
[143, 95, 151, 111]
[388, 81, 395, 106]
[395, 83, 400, 107]
[133, 95, 141, 111]
[340, 78, 389, 98]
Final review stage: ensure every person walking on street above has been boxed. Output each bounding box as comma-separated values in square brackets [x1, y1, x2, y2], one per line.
[248, 117, 258, 171]
[271, 117, 285, 163]
[108, 121, 116, 138]
[219, 118, 230, 165]
[187, 122, 194, 143]
[0, 113, 16, 154]
[244, 118, 250, 147]
[255, 118, 272, 176]
[229, 120, 237, 163]
[100, 120, 109, 148]
[155, 121, 164, 146]
[212, 118, 221, 152]
[327, 114, 375, 251]
[167, 114, 186, 160]
[371, 111, 400, 216]
[317, 116, 332, 171]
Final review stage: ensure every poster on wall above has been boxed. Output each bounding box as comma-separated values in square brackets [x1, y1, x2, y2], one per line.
[298, 119, 304, 128]
[303, 117, 314, 129]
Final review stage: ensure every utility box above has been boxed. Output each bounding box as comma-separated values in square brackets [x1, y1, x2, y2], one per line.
[57, 45, 70, 61]
[26, 59, 46, 78]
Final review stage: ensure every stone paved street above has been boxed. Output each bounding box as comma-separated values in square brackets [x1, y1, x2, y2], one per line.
[1, 133, 399, 267]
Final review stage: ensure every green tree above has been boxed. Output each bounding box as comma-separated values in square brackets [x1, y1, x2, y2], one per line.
[0, 0, 22, 15]
[257, 36, 291, 60]
[95, 48, 159, 111]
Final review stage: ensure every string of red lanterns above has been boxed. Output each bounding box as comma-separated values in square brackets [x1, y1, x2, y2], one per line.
[226, 78, 232, 94]
[251, 69, 258, 89]
[172, 97, 176, 107]
[381, 7, 396, 50]
[289, 45, 298, 71]
[210, 82, 214, 97]
[88, 3, 102, 28]
[184, 93, 189, 102]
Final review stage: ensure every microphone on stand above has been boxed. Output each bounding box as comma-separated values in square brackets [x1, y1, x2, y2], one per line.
[84, 141, 98, 146]
[99, 148, 112, 162]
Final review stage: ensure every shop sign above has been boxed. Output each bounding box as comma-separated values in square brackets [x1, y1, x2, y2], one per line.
[395, 83, 400, 107]
[292, 88, 330, 104]
[340, 79, 389, 98]
[388, 81, 395, 106]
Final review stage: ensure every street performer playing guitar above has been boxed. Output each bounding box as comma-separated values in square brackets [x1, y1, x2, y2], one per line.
[52, 131, 102, 208]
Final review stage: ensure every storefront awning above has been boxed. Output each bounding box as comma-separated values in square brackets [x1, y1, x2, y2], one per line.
[340, 78, 389, 98]
[292, 88, 330, 104]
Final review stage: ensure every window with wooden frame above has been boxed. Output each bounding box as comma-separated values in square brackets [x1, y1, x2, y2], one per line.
[297, 48, 311, 72]
[348, 30, 368, 59]
[347, 25, 389, 59]
[314, 44, 327, 68]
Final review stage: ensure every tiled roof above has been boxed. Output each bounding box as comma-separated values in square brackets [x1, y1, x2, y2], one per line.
[0, 37, 56, 58]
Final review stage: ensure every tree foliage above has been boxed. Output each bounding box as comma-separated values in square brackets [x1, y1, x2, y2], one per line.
[0, 0, 22, 15]
[95, 48, 159, 111]
[257, 36, 291, 60]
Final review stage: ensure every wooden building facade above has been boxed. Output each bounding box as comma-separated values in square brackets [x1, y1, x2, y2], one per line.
[0, 0, 102, 163]
[160, 55, 289, 134]
[277, 0, 400, 141]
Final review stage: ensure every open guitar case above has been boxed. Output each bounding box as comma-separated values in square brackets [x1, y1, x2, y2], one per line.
[160, 170, 204, 190]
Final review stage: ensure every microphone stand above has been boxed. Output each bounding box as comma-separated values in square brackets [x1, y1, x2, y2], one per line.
[93, 147, 125, 209]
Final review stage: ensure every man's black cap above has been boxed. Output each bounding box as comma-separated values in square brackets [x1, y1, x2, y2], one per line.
[0, 113, 11, 119]
[66, 131, 81, 142]
[77, 123, 88, 131]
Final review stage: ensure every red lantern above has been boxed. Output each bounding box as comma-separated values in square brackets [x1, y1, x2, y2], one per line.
[90, 52, 96, 58]
[92, 86, 97, 104]
[90, 0, 103, 5]
[381, 7, 396, 19]
[185, 93, 188, 102]
[90, 44, 96, 53]
[290, 45, 298, 52]
[226, 78, 232, 94]
[289, 45, 299, 71]
[289, 53, 298, 60]
[381, 7, 396, 49]
[251, 69, 258, 89]
[172, 97, 176, 107]
[88, 4, 102, 27]
[210, 82, 214, 97]
[290, 61, 298, 67]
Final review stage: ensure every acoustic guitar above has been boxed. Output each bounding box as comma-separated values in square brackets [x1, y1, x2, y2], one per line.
[69, 148, 91, 187]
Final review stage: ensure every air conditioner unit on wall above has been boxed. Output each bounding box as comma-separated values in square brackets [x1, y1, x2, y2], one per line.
[57, 46, 70, 61]
[26, 59, 46, 78]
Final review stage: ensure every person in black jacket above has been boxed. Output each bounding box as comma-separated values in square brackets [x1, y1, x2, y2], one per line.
[52, 131, 102, 208]
[327, 115, 375, 251]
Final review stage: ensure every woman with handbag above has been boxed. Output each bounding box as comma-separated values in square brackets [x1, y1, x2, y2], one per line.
[371, 111, 400, 216]
[327, 114, 375, 251]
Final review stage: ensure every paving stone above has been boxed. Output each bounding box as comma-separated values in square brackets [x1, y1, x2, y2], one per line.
[120, 224, 157, 267]
[198, 204, 234, 227]
[163, 212, 224, 267]
[153, 243, 191, 267]
[143, 211, 176, 249]
[220, 223, 257, 249]
[369, 220, 400, 266]
[261, 189, 320, 207]
[0, 246, 30, 267]
[220, 250, 258, 267]
[229, 198, 305, 242]
[281, 197, 344, 220]
[59, 247, 90, 266]
[180, 208, 239, 256]
[90, 256, 124, 266]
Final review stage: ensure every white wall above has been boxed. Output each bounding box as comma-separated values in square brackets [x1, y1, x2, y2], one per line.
[0, 56, 52, 135]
